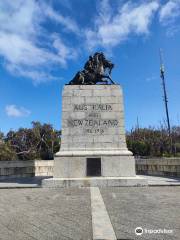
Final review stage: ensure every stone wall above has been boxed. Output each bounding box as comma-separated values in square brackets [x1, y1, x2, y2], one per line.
[0, 160, 53, 179]
[136, 158, 180, 177]
[0, 158, 180, 179]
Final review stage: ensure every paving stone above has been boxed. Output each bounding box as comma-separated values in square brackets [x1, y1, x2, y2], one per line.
[0, 179, 180, 240]
[100, 186, 180, 240]
[0, 188, 92, 240]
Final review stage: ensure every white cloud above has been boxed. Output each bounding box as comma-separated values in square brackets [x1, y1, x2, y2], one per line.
[5, 105, 31, 117]
[85, 1, 159, 50]
[0, 32, 60, 67]
[52, 34, 78, 66]
[0, 0, 40, 38]
[41, 3, 79, 34]
[0, 0, 79, 83]
[6, 64, 59, 85]
[159, 0, 180, 24]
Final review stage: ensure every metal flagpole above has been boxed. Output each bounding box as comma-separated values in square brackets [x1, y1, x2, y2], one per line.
[159, 49, 172, 153]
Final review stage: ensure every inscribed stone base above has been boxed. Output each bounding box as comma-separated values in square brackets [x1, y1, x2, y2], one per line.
[53, 154, 136, 178]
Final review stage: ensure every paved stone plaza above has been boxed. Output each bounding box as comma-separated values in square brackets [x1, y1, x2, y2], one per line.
[0, 186, 179, 240]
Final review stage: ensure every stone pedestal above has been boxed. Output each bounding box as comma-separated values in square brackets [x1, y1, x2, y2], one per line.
[42, 85, 147, 187]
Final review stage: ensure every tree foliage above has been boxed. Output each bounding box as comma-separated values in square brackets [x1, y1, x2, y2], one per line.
[0, 142, 17, 161]
[0, 122, 61, 160]
[127, 126, 180, 157]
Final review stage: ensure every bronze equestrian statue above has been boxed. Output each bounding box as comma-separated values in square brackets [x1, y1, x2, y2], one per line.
[68, 52, 115, 85]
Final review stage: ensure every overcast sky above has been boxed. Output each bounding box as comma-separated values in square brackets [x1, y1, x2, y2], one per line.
[0, 0, 180, 133]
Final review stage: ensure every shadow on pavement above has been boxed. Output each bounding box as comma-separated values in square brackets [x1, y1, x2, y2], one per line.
[0, 176, 52, 185]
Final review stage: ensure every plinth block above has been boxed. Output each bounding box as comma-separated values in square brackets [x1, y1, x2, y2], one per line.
[42, 85, 147, 187]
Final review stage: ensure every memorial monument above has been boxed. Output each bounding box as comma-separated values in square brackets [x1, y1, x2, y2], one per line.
[42, 52, 147, 187]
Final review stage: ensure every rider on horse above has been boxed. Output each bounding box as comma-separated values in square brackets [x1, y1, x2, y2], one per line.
[69, 52, 115, 85]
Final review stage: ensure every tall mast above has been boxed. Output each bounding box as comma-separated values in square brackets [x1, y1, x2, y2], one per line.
[159, 49, 171, 136]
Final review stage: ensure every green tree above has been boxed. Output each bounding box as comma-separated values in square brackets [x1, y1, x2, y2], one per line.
[3, 122, 61, 160]
[126, 125, 180, 157]
[31, 121, 61, 159]
[0, 131, 17, 160]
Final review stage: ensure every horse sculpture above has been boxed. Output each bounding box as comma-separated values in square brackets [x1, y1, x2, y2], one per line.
[68, 52, 115, 85]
